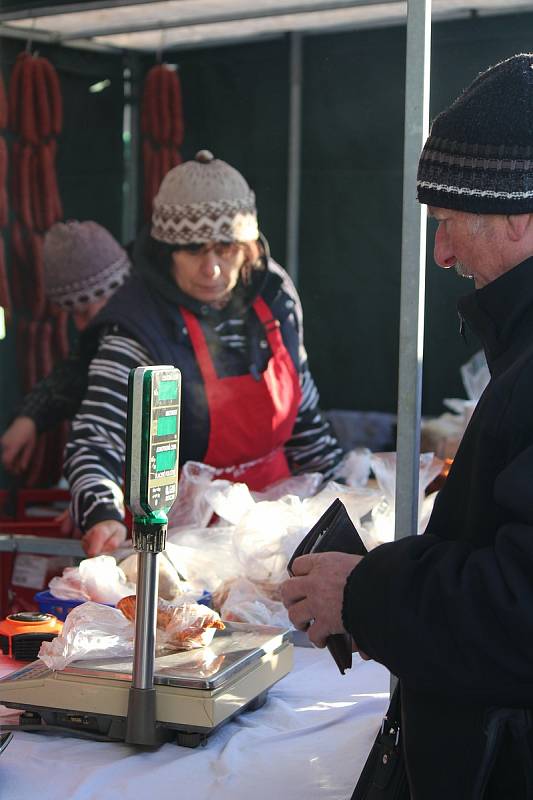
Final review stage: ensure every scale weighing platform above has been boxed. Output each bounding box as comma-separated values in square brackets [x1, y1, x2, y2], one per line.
[0, 366, 293, 747]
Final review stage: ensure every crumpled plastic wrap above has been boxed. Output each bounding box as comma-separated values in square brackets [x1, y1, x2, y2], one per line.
[167, 467, 381, 626]
[117, 595, 224, 651]
[38, 602, 135, 670]
[48, 555, 135, 605]
[422, 350, 490, 459]
[118, 550, 183, 601]
[362, 451, 442, 547]
[38, 596, 226, 671]
[215, 577, 291, 628]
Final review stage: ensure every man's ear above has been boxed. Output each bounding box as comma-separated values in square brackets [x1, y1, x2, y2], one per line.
[507, 213, 532, 242]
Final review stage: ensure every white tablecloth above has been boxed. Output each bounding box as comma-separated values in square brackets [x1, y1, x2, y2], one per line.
[0, 649, 389, 800]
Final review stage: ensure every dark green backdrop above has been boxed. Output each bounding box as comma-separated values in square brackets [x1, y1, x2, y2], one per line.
[1, 12, 533, 488]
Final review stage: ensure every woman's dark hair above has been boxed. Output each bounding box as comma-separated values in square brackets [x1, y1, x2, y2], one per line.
[144, 234, 268, 283]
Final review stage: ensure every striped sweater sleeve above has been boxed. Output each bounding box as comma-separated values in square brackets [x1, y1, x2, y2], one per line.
[64, 332, 151, 532]
[284, 362, 344, 479]
[273, 263, 344, 479]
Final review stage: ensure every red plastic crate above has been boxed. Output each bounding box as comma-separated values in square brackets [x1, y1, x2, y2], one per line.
[0, 489, 72, 618]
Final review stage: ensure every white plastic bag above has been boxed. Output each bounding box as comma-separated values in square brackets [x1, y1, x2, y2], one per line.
[252, 472, 323, 501]
[334, 448, 372, 487]
[167, 461, 218, 529]
[363, 451, 442, 546]
[48, 556, 135, 605]
[38, 602, 135, 670]
[166, 526, 237, 594]
[218, 578, 291, 628]
[118, 550, 183, 600]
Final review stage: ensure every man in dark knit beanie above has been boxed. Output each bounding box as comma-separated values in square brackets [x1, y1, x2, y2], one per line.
[282, 54, 533, 798]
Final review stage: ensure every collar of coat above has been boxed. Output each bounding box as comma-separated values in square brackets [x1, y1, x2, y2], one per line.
[458, 256, 533, 373]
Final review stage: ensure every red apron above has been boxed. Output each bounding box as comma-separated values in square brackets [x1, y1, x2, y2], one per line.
[180, 296, 302, 491]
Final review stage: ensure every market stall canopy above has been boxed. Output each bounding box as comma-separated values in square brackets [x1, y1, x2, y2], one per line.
[1, 0, 533, 52]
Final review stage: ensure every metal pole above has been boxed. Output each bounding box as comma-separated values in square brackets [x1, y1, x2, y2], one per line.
[130, 551, 159, 689]
[286, 31, 303, 285]
[122, 54, 141, 246]
[395, 0, 432, 542]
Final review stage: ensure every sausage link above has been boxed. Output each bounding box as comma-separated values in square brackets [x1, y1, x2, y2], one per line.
[40, 58, 62, 135]
[0, 73, 7, 131]
[158, 66, 172, 145]
[30, 147, 45, 233]
[18, 144, 34, 229]
[20, 55, 38, 144]
[8, 52, 28, 135]
[0, 234, 12, 318]
[33, 57, 52, 138]
[30, 232, 46, 319]
[52, 308, 70, 361]
[169, 69, 184, 147]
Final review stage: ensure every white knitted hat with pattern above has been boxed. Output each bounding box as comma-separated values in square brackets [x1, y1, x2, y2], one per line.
[44, 220, 131, 310]
[151, 150, 259, 245]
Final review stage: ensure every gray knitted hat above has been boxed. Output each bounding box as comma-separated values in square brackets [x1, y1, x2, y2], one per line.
[151, 149, 259, 245]
[417, 53, 533, 214]
[44, 220, 131, 309]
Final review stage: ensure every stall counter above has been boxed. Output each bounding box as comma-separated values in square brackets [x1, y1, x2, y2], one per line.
[0, 648, 388, 800]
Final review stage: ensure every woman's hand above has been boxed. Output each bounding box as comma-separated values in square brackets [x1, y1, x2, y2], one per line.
[0, 417, 37, 475]
[82, 520, 128, 557]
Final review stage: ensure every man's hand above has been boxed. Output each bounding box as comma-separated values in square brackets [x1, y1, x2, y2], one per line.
[280, 552, 364, 649]
[1, 417, 37, 475]
[82, 520, 128, 556]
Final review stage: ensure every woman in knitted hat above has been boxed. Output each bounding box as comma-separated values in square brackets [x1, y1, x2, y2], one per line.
[0, 220, 130, 476]
[65, 150, 344, 557]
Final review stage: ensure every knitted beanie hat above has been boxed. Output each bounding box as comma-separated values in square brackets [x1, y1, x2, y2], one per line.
[44, 220, 131, 310]
[417, 53, 533, 214]
[151, 149, 259, 245]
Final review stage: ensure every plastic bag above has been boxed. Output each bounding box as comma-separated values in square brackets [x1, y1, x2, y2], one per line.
[217, 577, 291, 628]
[334, 448, 372, 487]
[38, 602, 135, 670]
[48, 555, 135, 605]
[166, 526, 237, 594]
[363, 451, 443, 546]
[116, 595, 224, 651]
[162, 602, 224, 650]
[460, 349, 490, 404]
[422, 350, 490, 459]
[167, 461, 218, 530]
[252, 472, 323, 501]
[119, 550, 183, 601]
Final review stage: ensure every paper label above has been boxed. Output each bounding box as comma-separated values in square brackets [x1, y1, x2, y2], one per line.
[10, 554, 49, 589]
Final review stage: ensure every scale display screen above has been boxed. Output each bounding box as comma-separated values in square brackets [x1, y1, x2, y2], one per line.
[157, 415, 177, 436]
[155, 448, 176, 473]
[158, 380, 178, 402]
[125, 366, 181, 517]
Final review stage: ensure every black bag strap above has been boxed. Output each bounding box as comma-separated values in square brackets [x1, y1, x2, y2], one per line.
[351, 684, 410, 800]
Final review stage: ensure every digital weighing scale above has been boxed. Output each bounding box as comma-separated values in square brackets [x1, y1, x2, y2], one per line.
[0, 366, 293, 747]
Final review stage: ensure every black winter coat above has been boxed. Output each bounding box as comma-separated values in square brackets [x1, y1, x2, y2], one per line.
[344, 258, 533, 798]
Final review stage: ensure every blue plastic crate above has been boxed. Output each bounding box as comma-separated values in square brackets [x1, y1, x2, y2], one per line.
[35, 590, 211, 621]
[34, 591, 114, 621]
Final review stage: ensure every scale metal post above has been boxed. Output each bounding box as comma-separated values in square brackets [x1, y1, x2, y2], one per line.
[0, 366, 293, 747]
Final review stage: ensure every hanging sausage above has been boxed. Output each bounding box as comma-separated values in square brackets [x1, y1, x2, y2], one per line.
[141, 63, 184, 221]
[0, 72, 11, 322]
[8, 50, 65, 488]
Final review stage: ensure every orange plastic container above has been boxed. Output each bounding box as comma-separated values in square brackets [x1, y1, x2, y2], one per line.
[0, 611, 63, 660]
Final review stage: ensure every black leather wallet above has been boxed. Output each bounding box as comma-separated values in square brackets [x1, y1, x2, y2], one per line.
[287, 497, 367, 675]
